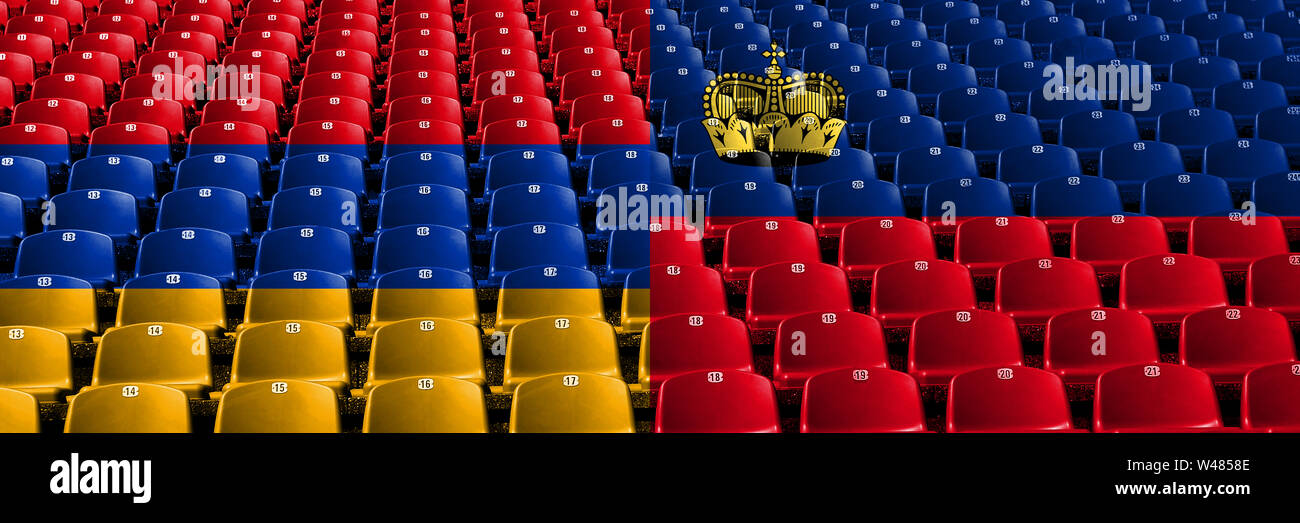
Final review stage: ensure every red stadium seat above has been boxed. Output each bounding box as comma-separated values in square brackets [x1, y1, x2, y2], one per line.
[317, 0, 379, 18]
[392, 11, 456, 34]
[1043, 308, 1159, 385]
[83, 14, 149, 45]
[207, 70, 286, 109]
[720, 218, 819, 284]
[1119, 253, 1228, 324]
[304, 49, 375, 81]
[7, 14, 71, 47]
[385, 94, 463, 131]
[0, 122, 69, 166]
[0, 77, 14, 115]
[954, 216, 1053, 280]
[838, 217, 937, 281]
[32, 73, 105, 113]
[469, 69, 547, 114]
[1094, 364, 1227, 432]
[285, 119, 368, 160]
[88, 122, 172, 163]
[24, 0, 84, 28]
[946, 366, 1079, 432]
[641, 263, 728, 323]
[541, 10, 604, 40]
[122, 71, 201, 111]
[171, 0, 235, 25]
[774, 311, 888, 389]
[188, 121, 271, 163]
[0, 33, 54, 67]
[908, 309, 1024, 386]
[1071, 214, 1169, 276]
[384, 70, 458, 106]
[13, 97, 90, 141]
[232, 30, 299, 63]
[0, 51, 35, 90]
[462, 0, 521, 20]
[535, 0, 593, 18]
[1241, 362, 1300, 432]
[576, 119, 654, 158]
[108, 97, 187, 137]
[51, 51, 122, 88]
[239, 13, 304, 43]
[558, 68, 631, 111]
[98, 0, 161, 27]
[294, 95, 372, 133]
[1247, 253, 1300, 322]
[746, 261, 853, 332]
[871, 259, 976, 329]
[994, 257, 1102, 327]
[546, 21, 613, 56]
[390, 28, 458, 55]
[655, 370, 780, 433]
[468, 26, 536, 56]
[200, 97, 280, 136]
[463, 10, 528, 37]
[478, 117, 560, 158]
[153, 30, 220, 64]
[556, 45, 623, 81]
[313, 28, 379, 58]
[1180, 306, 1295, 383]
[386, 48, 457, 77]
[475, 93, 552, 136]
[467, 47, 541, 83]
[70, 33, 138, 66]
[315, 12, 380, 36]
[382, 119, 462, 156]
[136, 48, 206, 80]
[163, 13, 228, 40]
[1187, 214, 1289, 273]
[800, 368, 927, 433]
[392, 0, 452, 18]
[244, 0, 307, 23]
[567, 92, 644, 136]
[639, 313, 754, 390]
[221, 50, 293, 84]
[646, 219, 705, 267]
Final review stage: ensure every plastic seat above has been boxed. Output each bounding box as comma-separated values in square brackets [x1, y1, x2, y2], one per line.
[376, 184, 469, 234]
[1099, 140, 1185, 203]
[156, 187, 251, 243]
[965, 36, 1034, 75]
[13, 97, 91, 143]
[1023, 14, 1088, 50]
[64, 383, 191, 433]
[946, 366, 1078, 432]
[772, 311, 888, 389]
[689, 152, 777, 196]
[0, 326, 71, 401]
[1214, 81, 1289, 133]
[188, 121, 273, 166]
[1188, 213, 1288, 272]
[67, 155, 156, 204]
[487, 222, 587, 285]
[845, 88, 920, 140]
[1184, 11, 1247, 44]
[801, 41, 869, 73]
[238, 14, 305, 45]
[284, 120, 369, 164]
[558, 68, 632, 111]
[199, 98, 281, 139]
[1120, 253, 1229, 323]
[17, 229, 117, 290]
[747, 261, 853, 331]
[864, 18, 927, 49]
[705, 181, 796, 240]
[279, 152, 366, 198]
[214, 379, 341, 433]
[1047, 34, 1117, 65]
[115, 272, 226, 336]
[312, 28, 379, 58]
[1218, 31, 1285, 76]
[364, 318, 484, 392]
[0, 122, 70, 170]
[919, 176, 1014, 235]
[846, 1, 906, 31]
[509, 372, 634, 433]
[0, 33, 54, 70]
[1140, 173, 1234, 231]
[1147, 0, 1209, 32]
[108, 98, 187, 140]
[362, 376, 488, 433]
[0, 155, 49, 208]
[836, 217, 934, 281]
[995, 256, 1102, 327]
[1103, 14, 1167, 48]
[993, 60, 1051, 109]
[486, 182, 579, 235]
[135, 228, 236, 286]
[293, 96, 373, 136]
[267, 186, 362, 240]
[1070, 214, 1168, 275]
[621, 262, 728, 334]
[1170, 56, 1241, 106]
[1134, 33, 1200, 80]
[953, 216, 1053, 279]
[1030, 176, 1123, 235]
[962, 111, 1041, 167]
[91, 322, 211, 397]
[791, 150, 877, 204]
[253, 226, 354, 280]
[1241, 361, 1300, 432]
[1044, 307, 1160, 384]
[908, 309, 1024, 386]
[871, 259, 976, 330]
[386, 95, 463, 133]
[720, 218, 818, 283]
[1058, 110, 1140, 165]
[883, 39, 951, 76]
[502, 316, 620, 393]
[367, 268, 479, 330]
[242, 270, 353, 334]
[639, 313, 754, 390]
[305, 49, 375, 82]
[2, 390, 40, 432]
[1094, 364, 1226, 432]
[86, 122, 173, 167]
[494, 264, 603, 334]
[655, 370, 780, 433]
[587, 150, 672, 199]
[1027, 84, 1104, 138]
[934, 86, 1012, 134]
[1180, 306, 1295, 383]
[799, 367, 926, 432]
[866, 115, 947, 169]
[996, 144, 1082, 205]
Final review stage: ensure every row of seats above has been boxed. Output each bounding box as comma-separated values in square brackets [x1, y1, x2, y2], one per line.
[6, 361, 1298, 432]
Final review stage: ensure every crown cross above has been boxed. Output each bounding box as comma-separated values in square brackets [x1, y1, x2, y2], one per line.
[761, 42, 785, 77]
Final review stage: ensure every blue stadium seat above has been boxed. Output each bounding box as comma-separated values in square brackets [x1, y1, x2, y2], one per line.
[134, 228, 237, 285]
[812, 178, 906, 236]
[864, 18, 928, 49]
[1213, 80, 1290, 131]
[483, 150, 571, 200]
[646, 68, 715, 117]
[684, 0, 740, 17]
[0, 193, 23, 246]
[487, 182, 581, 235]
[253, 225, 355, 280]
[1133, 33, 1200, 80]
[786, 20, 848, 56]
[867, 115, 948, 172]
[922, 1, 983, 37]
[86, 127, 173, 168]
[895, 144, 981, 200]
[595, 182, 688, 236]
[884, 39, 951, 77]
[381, 151, 469, 193]
[694, 6, 754, 44]
[267, 186, 362, 239]
[1218, 31, 1285, 76]
[1048, 35, 1118, 65]
[1230, 0, 1287, 27]
[965, 37, 1034, 76]
[15, 230, 117, 287]
[792, 149, 878, 200]
[801, 41, 869, 72]
[279, 153, 367, 199]
[488, 222, 589, 285]
[46, 189, 138, 242]
[1141, 173, 1235, 232]
[377, 184, 470, 233]
[1258, 54, 1300, 101]
[1255, 105, 1300, 165]
[936, 86, 1012, 134]
[1171, 56, 1243, 106]
[0, 155, 51, 207]
[994, 60, 1052, 110]
[187, 128, 273, 167]
[1058, 109, 1141, 167]
[945, 17, 1009, 57]
[1147, 0, 1209, 33]
[1263, 11, 1300, 47]
[1027, 83, 1105, 141]
[705, 180, 797, 236]
[845, 2, 906, 37]
[908, 62, 979, 110]
[174, 153, 264, 202]
[587, 150, 673, 199]
[372, 224, 472, 280]
[1252, 171, 1300, 220]
[1202, 138, 1291, 191]
[1023, 15, 1088, 55]
[1156, 107, 1239, 171]
[1071, 0, 1132, 29]
[719, 42, 780, 73]
[605, 229, 651, 286]
[706, 21, 771, 63]
[963, 111, 1042, 168]
[1100, 140, 1188, 203]
[995, 0, 1056, 38]
[846, 87, 921, 141]
[1122, 81, 1194, 136]
[1031, 175, 1125, 235]
[67, 155, 157, 204]
[672, 121, 716, 169]
[1102, 14, 1168, 53]
[690, 152, 777, 195]
[921, 176, 1015, 227]
[1183, 12, 1247, 46]
[660, 95, 707, 143]
[997, 144, 1084, 205]
[156, 187, 252, 242]
[642, 44, 707, 80]
[0, 124, 72, 171]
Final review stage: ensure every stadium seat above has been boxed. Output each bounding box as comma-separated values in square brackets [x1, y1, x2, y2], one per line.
[1141, 173, 1235, 232]
[509, 372, 634, 433]
[372, 225, 472, 280]
[962, 112, 1040, 168]
[799, 367, 927, 432]
[157, 187, 252, 242]
[720, 219, 818, 284]
[1093, 363, 1226, 432]
[487, 182, 580, 235]
[1031, 175, 1125, 235]
[0, 155, 50, 207]
[705, 181, 797, 239]
[68, 155, 157, 203]
[1188, 213, 1289, 272]
[108, 98, 187, 139]
[376, 185, 469, 234]
[368, 267, 480, 330]
[502, 316, 621, 393]
[947, 366, 1078, 432]
[13, 97, 92, 143]
[242, 269, 353, 333]
[188, 122, 273, 166]
[0, 275, 98, 341]
[934, 86, 1011, 135]
[135, 228, 236, 286]
[362, 376, 488, 433]
[1058, 110, 1140, 166]
[587, 150, 673, 199]
[1241, 361, 1300, 432]
[621, 262, 729, 333]
[285, 120, 370, 164]
[909, 309, 1024, 386]
[813, 178, 905, 238]
[920, 176, 1014, 235]
[639, 313, 754, 390]
[253, 226, 355, 280]
[773, 311, 888, 388]
[0, 326, 71, 401]
[229, 318, 350, 393]
[0, 193, 23, 246]
[953, 215, 1053, 279]
[267, 186, 362, 240]
[115, 272, 227, 336]
[1180, 306, 1295, 383]
[1098, 140, 1185, 204]
[92, 323, 211, 397]
[996, 144, 1082, 205]
[996, 257, 1102, 326]
[279, 153, 366, 199]
[655, 370, 780, 433]
[1044, 307, 1160, 384]
[215, 379, 342, 433]
[838, 217, 936, 280]
[871, 259, 977, 328]
[364, 318, 485, 392]
[1214, 81, 1289, 132]
[689, 152, 777, 196]
[746, 262, 853, 331]
[487, 222, 587, 285]
[64, 383, 191, 433]
[1071, 214, 1170, 275]
[494, 265, 604, 334]
[1203, 138, 1290, 193]
[1120, 253, 1229, 323]
[382, 151, 469, 192]
[16, 230, 117, 288]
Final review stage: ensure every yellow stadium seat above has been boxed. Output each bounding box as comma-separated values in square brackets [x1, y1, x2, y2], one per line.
[362, 376, 488, 433]
[0, 388, 39, 433]
[620, 285, 650, 333]
[509, 373, 635, 433]
[64, 383, 191, 433]
[491, 265, 605, 334]
[92, 323, 212, 398]
[240, 271, 354, 333]
[215, 379, 341, 433]
[367, 288, 479, 332]
[365, 318, 485, 393]
[228, 320, 350, 393]
[115, 273, 228, 336]
[0, 276, 98, 341]
[0, 326, 72, 400]
[503, 316, 622, 393]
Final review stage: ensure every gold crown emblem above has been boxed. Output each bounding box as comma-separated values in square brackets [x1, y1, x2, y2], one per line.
[701, 42, 847, 158]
